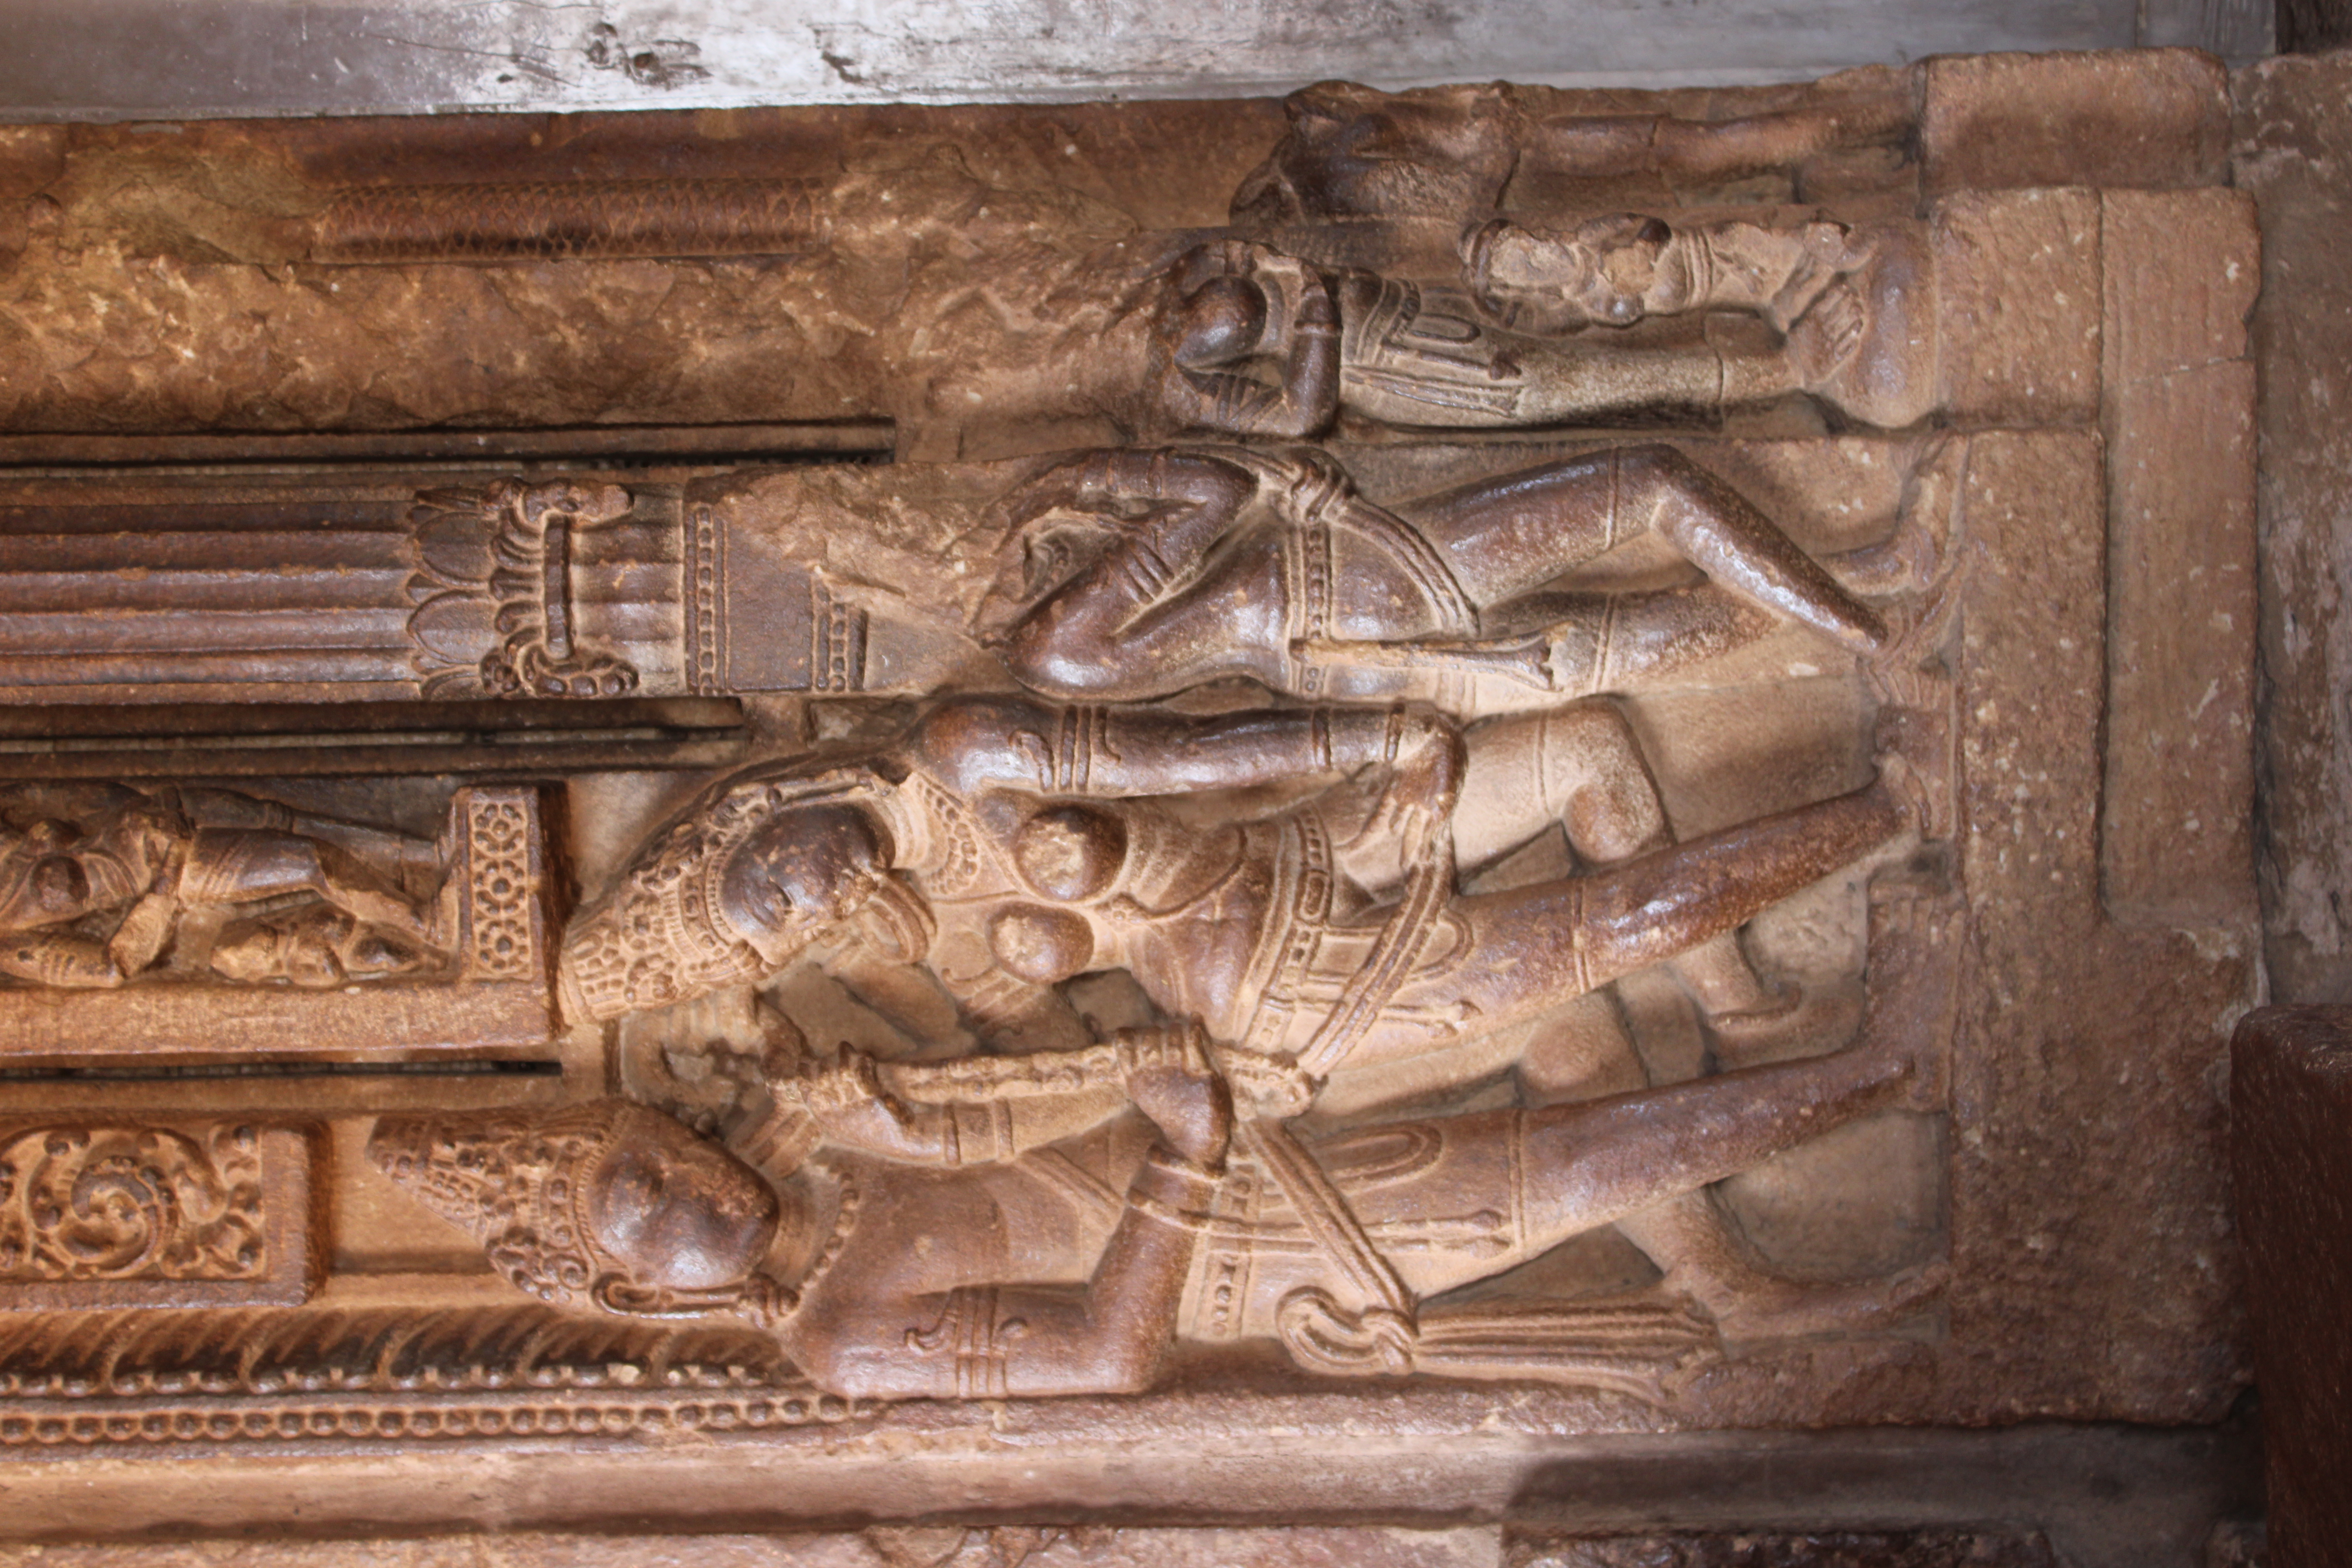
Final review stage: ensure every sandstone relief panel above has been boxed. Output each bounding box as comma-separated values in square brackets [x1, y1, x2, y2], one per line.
[0, 1122, 313, 1310]
[0, 783, 561, 1063]
[0, 51, 2262, 1540]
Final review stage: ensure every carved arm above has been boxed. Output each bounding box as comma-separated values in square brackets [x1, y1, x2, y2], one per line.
[777, 1024, 1212, 1169]
[1162, 261, 1341, 439]
[788, 1145, 1217, 1399]
[909, 694, 1462, 801]
[0, 929, 125, 988]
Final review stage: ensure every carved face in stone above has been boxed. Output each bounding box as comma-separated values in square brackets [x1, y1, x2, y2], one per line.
[582, 1108, 781, 1295]
[717, 802, 890, 953]
[368, 1102, 784, 1310]
[211, 906, 430, 987]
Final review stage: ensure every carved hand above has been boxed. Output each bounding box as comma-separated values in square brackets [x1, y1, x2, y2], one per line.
[1114, 1021, 1231, 1171]
[1350, 706, 1468, 866]
[789, 1047, 940, 1162]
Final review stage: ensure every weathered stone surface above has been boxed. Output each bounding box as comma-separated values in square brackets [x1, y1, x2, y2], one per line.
[2098, 189, 2259, 927]
[1931, 189, 2102, 427]
[1935, 432, 2249, 1421]
[1921, 48, 2230, 195]
[2235, 50, 2352, 1002]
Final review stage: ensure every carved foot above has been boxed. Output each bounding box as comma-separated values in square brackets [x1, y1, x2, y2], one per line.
[1704, 1259, 1949, 1346]
[1788, 278, 1870, 387]
[1789, 224, 1938, 430]
[1837, 441, 1961, 606]
[1706, 983, 1846, 1074]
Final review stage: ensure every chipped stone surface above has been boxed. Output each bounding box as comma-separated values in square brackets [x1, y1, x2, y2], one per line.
[1921, 49, 2230, 196]
[1931, 190, 2103, 428]
[2235, 51, 2352, 1002]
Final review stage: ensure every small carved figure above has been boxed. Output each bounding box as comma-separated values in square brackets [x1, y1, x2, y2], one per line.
[0, 782, 441, 989]
[982, 443, 1924, 709]
[1123, 218, 1924, 439]
[371, 1000, 1942, 1399]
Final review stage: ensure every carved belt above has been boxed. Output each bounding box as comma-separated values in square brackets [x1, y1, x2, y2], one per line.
[1235, 816, 1334, 1060]
[1340, 279, 1523, 419]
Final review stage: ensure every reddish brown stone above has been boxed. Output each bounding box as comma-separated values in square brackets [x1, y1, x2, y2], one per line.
[1921, 49, 2230, 196]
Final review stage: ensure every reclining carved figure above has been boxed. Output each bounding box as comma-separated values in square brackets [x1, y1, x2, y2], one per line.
[936, 211, 1929, 454]
[561, 695, 1905, 1103]
[979, 441, 1934, 711]
[0, 782, 442, 989]
[555, 690, 1935, 1339]
[372, 947, 1944, 1400]
[1107, 218, 1928, 441]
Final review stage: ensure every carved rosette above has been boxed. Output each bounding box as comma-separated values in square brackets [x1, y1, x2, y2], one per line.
[0, 1124, 314, 1309]
[405, 479, 643, 699]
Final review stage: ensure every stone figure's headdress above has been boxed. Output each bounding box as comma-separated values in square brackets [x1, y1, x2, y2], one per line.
[368, 1104, 626, 1308]
[560, 763, 922, 1024]
[367, 1102, 769, 1318]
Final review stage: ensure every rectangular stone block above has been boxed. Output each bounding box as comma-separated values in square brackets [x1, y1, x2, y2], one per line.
[2100, 360, 2258, 927]
[1933, 190, 2102, 427]
[2098, 187, 2259, 929]
[1944, 431, 2250, 1423]
[1921, 49, 2230, 196]
[2101, 189, 2259, 376]
[0, 1122, 314, 1308]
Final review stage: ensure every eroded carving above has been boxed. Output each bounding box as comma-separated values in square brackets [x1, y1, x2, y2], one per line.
[0, 782, 441, 990]
[0, 784, 559, 1062]
[1114, 220, 1929, 440]
[1229, 78, 1915, 226]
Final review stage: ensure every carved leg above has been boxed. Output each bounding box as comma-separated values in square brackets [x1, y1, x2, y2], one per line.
[181, 828, 435, 944]
[1614, 1188, 1946, 1343]
[1400, 446, 1885, 654]
[1459, 704, 1795, 1036]
[1514, 1021, 1931, 1244]
[1453, 701, 1669, 872]
[1360, 780, 1898, 1062]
